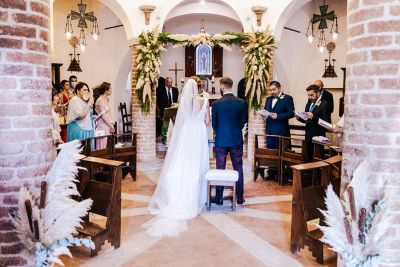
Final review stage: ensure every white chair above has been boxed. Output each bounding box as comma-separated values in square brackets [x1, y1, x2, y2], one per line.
[205, 169, 239, 211]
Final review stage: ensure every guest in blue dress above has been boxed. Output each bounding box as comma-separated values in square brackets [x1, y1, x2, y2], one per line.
[66, 82, 95, 142]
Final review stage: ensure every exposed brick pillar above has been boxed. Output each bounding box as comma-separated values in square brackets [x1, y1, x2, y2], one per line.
[247, 110, 266, 163]
[0, 0, 52, 266]
[344, 0, 400, 265]
[131, 43, 156, 162]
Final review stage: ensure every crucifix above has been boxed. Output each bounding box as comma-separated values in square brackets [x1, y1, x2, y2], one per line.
[168, 62, 183, 88]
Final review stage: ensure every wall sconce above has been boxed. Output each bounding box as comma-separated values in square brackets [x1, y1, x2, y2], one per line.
[251, 6, 267, 27]
[322, 42, 337, 78]
[67, 37, 82, 72]
[139, 5, 156, 25]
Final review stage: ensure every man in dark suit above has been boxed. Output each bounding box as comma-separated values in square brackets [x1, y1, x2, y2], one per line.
[156, 77, 179, 140]
[315, 80, 334, 122]
[212, 77, 247, 205]
[261, 81, 294, 180]
[296, 84, 330, 163]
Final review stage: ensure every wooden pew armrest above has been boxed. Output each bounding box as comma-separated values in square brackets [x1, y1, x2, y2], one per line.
[77, 221, 107, 237]
[291, 161, 329, 171]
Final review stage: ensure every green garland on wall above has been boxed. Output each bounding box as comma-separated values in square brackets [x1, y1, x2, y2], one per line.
[134, 27, 275, 114]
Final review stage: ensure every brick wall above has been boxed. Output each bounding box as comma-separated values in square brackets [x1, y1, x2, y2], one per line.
[0, 0, 52, 266]
[344, 0, 400, 265]
[131, 44, 156, 162]
[247, 110, 266, 164]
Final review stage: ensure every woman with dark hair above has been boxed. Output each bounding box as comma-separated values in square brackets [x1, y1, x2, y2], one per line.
[66, 82, 94, 142]
[94, 82, 114, 149]
[60, 80, 72, 105]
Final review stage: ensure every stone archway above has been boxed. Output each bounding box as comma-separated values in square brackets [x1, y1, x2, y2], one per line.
[131, 1, 250, 162]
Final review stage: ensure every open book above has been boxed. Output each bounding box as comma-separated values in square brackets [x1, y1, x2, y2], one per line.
[257, 109, 270, 117]
[318, 118, 334, 131]
[296, 111, 308, 121]
[94, 110, 106, 122]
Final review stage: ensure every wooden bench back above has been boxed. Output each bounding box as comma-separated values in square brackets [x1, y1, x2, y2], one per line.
[290, 158, 342, 255]
[281, 136, 307, 163]
[77, 156, 124, 254]
[82, 181, 112, 217]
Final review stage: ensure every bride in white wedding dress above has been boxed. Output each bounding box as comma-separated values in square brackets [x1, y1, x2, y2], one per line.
[144, 79, 210, 237]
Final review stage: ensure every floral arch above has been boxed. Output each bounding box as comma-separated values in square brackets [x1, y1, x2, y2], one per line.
[134, 28, 276, 113]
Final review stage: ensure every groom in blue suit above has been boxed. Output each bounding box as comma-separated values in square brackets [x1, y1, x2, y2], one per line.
[262, 81, 295, 180]
[212, 77, 247, 205]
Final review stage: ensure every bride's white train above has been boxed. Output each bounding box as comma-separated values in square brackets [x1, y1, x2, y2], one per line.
[144, 79, 210, 237]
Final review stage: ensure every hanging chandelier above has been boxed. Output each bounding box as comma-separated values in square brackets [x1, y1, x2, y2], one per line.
[306, 0, 338, 53]
[64, 0, 100, 52]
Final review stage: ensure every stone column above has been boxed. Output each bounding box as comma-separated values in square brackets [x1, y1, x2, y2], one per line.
[131, 43, 156, 162]
[0, 0, 52, 265]
[344, 0, 400, 264]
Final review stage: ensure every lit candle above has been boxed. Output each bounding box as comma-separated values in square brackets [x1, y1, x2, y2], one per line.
[211, 75, 215, 82]
[181, 77, 184, 83]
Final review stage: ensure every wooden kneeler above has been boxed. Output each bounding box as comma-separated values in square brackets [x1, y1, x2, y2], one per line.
[77, 156, 124, 256]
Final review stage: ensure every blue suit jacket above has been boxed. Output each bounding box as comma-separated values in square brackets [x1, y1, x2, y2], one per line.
[212, 93, 247, 148]
[264, 94, 295, 136]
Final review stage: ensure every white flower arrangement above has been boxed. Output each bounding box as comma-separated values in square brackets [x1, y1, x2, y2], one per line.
[318, 160, 391, 267]
[135, 28, 166, 113]
[10, 141, 94, 267]
[134, 28, 275, 113]
[242, 28, 275, 110]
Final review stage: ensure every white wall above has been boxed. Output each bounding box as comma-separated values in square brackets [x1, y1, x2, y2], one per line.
[51, 0, 131, 129]
[160, 14, 245, 95]
[274, 0, 347, 124]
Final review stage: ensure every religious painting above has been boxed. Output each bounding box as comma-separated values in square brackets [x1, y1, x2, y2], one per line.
[196, 44, 212, 76]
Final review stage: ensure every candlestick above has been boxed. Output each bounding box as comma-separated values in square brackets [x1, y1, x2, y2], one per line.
[211, 75, 215, 82]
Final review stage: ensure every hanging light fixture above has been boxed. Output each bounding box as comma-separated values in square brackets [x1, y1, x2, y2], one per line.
[67, 37, 82, 73]
[322, 42, 337, 78]
[306, 0, 338, 50]
[199, 17, 206, 34]
[64, 0, 100, 51]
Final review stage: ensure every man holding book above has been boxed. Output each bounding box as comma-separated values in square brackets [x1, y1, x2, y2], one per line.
[261, 81, 295, 181]
[296, 84, 330, 163]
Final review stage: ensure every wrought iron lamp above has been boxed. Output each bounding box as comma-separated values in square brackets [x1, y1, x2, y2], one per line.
[64, 0, 100, 51]
[322, 42, 337, 78]
[306, 0, 339, 53]
[67, 37, 82, 73]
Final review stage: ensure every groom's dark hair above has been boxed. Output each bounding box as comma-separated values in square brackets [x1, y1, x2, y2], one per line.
[220, 77, 233, 89]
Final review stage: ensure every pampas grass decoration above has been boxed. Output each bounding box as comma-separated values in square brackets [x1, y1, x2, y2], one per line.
[10, 140, 94, 267]
[318, 160, 391, 267]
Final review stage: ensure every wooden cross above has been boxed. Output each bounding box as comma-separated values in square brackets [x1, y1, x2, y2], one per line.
[168, 62, 183, 88]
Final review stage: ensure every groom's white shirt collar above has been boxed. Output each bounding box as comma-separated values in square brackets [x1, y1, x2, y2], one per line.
[223, 92, 234, 95]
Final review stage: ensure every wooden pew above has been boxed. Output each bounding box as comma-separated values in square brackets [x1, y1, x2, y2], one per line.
[280, 136, 307, 185]
[113, 133, 137, 181]
[290, 156, 342, 264]
[253, 134, 281, 181]
[77, 156, 124, 256]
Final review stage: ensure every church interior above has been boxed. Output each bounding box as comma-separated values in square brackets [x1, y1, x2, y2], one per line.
[1, 0, 399, 266]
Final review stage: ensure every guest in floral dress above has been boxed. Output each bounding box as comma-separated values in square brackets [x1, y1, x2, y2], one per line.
[66, 82, 94, 142]
[94, 82, 114, 149]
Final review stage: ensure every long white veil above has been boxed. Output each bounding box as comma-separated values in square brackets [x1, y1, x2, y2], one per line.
[145, 79, 206, 237]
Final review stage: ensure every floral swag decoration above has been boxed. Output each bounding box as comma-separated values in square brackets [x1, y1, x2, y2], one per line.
[318, 160, 392, 267]
[134, 27, 275, 113]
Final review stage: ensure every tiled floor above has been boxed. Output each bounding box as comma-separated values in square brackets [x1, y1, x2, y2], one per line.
[59, 157, 336, 267]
